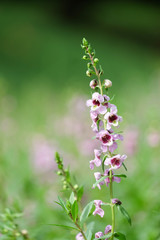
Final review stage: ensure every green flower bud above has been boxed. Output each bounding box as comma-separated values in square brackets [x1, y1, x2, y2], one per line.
[74, 184, 79, 190]
[57, 171, 62, 176]
[86, 70, 91, 77]
[94, 58, 99, 63]
[82, 55, 88, 60]
[63, 181, 67, 185]
[87, 62, 92, 68]
[104, 79, 112, 88]
[82, 38, 88, 46]
[63, 185, 68, 190]
[58, 164, 63, 169]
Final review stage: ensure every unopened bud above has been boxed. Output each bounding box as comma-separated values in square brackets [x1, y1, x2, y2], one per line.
[74, 184, 79, 190]
[82, 55, 88, 60]
[57, 171, 62, 176]
[63, 185, 68, 190]
[86, 70, 91, 77]
[112, 198, 122, 205]
[94, 58, 99, 63]
[82, 38, 88, 46]
[89, 79, 98, 89]
[104, 79, 112, 88]
[21, 230, 28, 236]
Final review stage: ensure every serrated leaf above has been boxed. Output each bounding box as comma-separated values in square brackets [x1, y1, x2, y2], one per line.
[117, 205, 131, 225]
[58, 196, 68, 212]
[114, 232, 126, 240]
[77, 186, 84, 201]
[80, 201, 94, 225]
[122, 163, 127, 171]
[71, 201, 79, 222]
[113, 174, 127, 178]
[69, 192, 75, 205]
[93, 176, 108, 188]
[46, 224, 78, 231]
[94, 232, 113, 239]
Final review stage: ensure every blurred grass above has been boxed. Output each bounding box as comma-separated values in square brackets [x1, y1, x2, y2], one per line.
[0, 2, 160, 240]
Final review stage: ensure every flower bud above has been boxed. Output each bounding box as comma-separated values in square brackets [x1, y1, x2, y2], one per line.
[89, 79, 98, 89]
[74, 184, 79, 190]
[94, 58, 99, 63]
[82, 38, 88, 46]
[57, 171, 62, 175]
[86, 70, 91, 77]
[104, 79, 112, 88]
[82, 55, 88, 60]
[112, 198, 122, 205]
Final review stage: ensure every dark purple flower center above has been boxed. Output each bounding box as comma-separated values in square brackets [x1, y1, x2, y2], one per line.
[92, 99, 100, 106]
[102, 134, 111, 144]
[109, 114, 118, 123]
[111, 157, 120, 166]
[104, 102, 109, 108]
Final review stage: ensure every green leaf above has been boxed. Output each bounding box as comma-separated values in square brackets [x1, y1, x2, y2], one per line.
[94, 232, 113, 239]
[80, 201, 94, 225]
[122, 163, 127, 171]
[113, 174, 127, 178]
[86, 230, 92, 240]
[69, 192, 75, 205]
[77, 186, 84, 201]
[71, 201, 79, 222]
[114, 232, 126, 240]
[46, 224, 78, 231]
[85, 221, 95, 240]
[117, 205, 131, 225]
[58, 196, 68, 212]
[93, 176, 108, 188]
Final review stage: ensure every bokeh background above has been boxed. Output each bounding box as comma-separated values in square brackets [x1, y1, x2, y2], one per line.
[0, 0, 160, 239]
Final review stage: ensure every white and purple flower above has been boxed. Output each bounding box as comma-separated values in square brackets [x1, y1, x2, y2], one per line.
[86, 92, 107, 114]
[104, 154, 127, 170]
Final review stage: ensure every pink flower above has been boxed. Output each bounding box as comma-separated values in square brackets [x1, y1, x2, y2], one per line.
[93, 200, 104, 218]
[98, 130, 113, 146]
[90, 149, 102, 170]
[104, 105, 122, 130]
[86, 92, 107, 114]
[105, 225, 112, 239]
[95, 231, 103, 238]
[104, 154, 127, 170]
[93, 170, 121, 189]
[90, 79, 98, 89]
[76, 233, 84, 240]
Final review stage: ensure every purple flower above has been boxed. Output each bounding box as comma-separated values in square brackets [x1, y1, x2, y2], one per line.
[98, 130, 113, 146]
[76, 233, 84, 240]
[104, 105, 122, 130]
[90, 149, 102, 170]
[93, 200, 104, 218]
[86, 92, 107, 114]
[95, 231, 103, 238]
[105, 225, 112, 234]
[112, 198, 122, 205]
[104, 154, 127, 170]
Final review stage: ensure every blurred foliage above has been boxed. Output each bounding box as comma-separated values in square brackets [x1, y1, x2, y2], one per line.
[0, 1, 160, 240]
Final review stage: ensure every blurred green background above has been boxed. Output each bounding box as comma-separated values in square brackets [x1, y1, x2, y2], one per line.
[0, 1, 160, 239]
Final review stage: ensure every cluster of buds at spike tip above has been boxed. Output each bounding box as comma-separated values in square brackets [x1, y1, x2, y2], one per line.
[55, 152, 81, 196]
[82, 38, 128, 237]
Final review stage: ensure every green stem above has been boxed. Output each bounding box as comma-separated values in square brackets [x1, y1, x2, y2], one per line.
[110, 170, 115, 239]
[87, 51, 103, 95]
